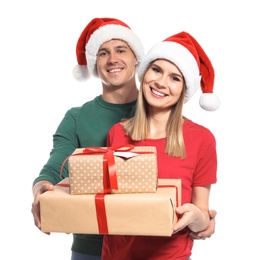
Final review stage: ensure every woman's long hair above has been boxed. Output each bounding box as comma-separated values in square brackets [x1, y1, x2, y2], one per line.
[122, 64, 186, 158]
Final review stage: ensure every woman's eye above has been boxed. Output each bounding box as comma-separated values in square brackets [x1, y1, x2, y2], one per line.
[152, 67, 160, 73]
[173, 76, 180, 82]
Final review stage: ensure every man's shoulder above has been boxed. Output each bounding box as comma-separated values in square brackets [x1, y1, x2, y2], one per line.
[66, 97, 99, 114]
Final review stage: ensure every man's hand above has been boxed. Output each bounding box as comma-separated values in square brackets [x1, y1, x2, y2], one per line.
[31, 181, 54, 234]
[189, 209, 217, 240]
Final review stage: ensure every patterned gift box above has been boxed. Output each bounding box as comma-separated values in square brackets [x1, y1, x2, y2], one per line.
[40, 178, 181, 236]
[65, 145, 158, 195]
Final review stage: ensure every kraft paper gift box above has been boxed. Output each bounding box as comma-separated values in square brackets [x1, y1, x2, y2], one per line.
[40, 178, 182, 237]
[65, 145, 158, 195]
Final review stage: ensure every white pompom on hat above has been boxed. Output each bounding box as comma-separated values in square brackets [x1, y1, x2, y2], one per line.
[138, 31, 220, 111]
[73, 17, 145, 81]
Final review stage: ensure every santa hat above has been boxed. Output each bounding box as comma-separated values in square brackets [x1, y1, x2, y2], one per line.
[138, 31, 220, 111]
[73, 18, 145, 81]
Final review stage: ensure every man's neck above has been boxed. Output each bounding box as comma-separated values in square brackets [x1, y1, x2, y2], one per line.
[101, 84, 138, 104]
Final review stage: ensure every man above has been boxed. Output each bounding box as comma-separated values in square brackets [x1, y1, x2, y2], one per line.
[31, 17, 216, 260]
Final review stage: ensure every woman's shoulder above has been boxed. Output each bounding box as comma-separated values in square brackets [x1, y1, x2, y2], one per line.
[108, 121, 131, 146]
[183, 118, 215, 137]
[109, 121, 125, 132]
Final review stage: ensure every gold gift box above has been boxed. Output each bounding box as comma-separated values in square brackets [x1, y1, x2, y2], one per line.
[40, 178, 181, 237]
[67, 146, 158, 195]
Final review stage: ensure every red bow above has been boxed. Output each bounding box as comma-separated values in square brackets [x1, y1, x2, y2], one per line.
[60, 144, 135, 193]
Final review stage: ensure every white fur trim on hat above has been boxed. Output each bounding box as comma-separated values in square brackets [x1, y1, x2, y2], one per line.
[72, 65, 91, 81]
[199, 93, 221, 111]
[138, 41, 200, 103]
[85, 24, 144, 78]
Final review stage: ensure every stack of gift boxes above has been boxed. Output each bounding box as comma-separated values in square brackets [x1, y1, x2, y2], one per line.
[40, 145, 181, 236]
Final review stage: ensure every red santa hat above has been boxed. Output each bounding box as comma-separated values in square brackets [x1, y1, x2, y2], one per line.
[73, 17, 145, 81]
[138, 31, 220, 111]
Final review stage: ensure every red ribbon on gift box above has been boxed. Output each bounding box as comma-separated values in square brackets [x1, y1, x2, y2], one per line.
[54, 183, 179, 235]
[60, 144, 135, 193]
[95, 184, 180, 234]
[95, 193, 109, 234]
[58, 144, 159, 234]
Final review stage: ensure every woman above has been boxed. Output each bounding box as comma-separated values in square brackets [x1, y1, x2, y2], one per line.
[102, 31, 220, 260]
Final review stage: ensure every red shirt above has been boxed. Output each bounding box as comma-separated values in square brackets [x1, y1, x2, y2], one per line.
[103, 118, 217, 259]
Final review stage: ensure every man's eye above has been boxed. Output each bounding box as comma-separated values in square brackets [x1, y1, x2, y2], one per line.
[98, 52, 107, 57]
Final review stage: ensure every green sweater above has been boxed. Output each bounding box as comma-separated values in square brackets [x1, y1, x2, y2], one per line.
[33, 95, 137, 255]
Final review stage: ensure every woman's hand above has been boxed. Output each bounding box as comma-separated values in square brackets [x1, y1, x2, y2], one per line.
[173, 203, 210, 234]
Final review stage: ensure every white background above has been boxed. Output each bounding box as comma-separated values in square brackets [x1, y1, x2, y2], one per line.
[1, 0, 274, 259]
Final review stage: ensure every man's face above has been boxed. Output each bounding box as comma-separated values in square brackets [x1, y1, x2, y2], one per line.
[96, 39, 138, 88]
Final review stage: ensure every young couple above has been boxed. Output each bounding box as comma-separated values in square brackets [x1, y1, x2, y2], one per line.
[31, 17, 220, 260]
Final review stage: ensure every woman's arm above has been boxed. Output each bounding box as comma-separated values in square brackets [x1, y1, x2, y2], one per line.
[173, 186, 210, 233]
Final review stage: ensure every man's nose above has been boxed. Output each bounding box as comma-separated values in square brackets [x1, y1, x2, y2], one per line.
[107, 52, 119, 63]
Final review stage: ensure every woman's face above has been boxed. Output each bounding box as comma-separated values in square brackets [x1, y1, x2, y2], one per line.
[142, 59, 184, 111]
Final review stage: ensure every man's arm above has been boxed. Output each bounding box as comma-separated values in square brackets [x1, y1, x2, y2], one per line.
[189, 209, 217, 239]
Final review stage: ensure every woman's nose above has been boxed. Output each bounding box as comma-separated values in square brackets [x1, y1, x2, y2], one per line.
[154, 76, 168, 88]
